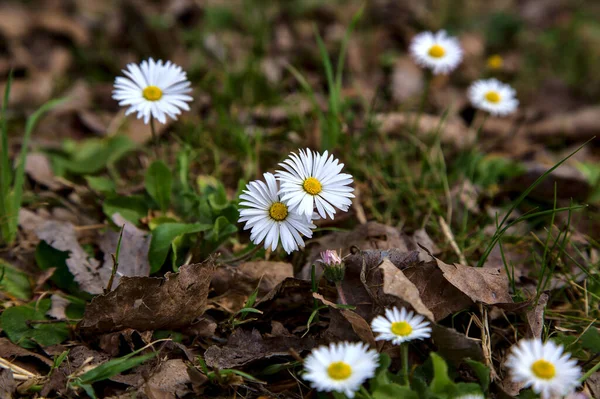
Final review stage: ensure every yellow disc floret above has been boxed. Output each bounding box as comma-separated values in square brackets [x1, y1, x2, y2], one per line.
[327, 361, 352, 380]
[303, 177, 322, 195]
[484, 90, 501, 103]
[142, 85, 163, 101]
[487, 54, 504, 70]
[428, 44, 446, 58]
[391, 321, 413, 337]
[531, 359, 556, 380]
[269, 202, 288, 221]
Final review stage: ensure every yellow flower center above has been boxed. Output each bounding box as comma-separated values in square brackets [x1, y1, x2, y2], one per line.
[142, 85, 163, 101]
[484, 90, 501, 104]
[391, 321, 413, 336]
[487, 54, 503, 70]
[428, 44, 446, 58]
[269, 202, 288, 221]
[531, 359, 556, 380]
[327, 361, 352, 381]
[303, 177, 322, 195]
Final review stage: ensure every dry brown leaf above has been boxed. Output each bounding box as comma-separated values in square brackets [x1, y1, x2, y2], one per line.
[203, 328, 314, 369]
[99, 213, 151, 286]
[379, 258, 435, 320]
[35, 220, 110, 295]
[0, 369, 16, 398]
[25, 153, 64, 191]
[143, 359, 192, 399]
[77, 260, 215, 336]
[434, 258, 513, 305]
[431, 324, 484, 366]
[526, 293, 548, 339]
[47, 294, 69, 320]
[391, 57, 423, 103]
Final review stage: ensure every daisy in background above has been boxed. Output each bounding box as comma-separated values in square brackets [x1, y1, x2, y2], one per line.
[303, 341, 379, 398]
[505, 338, 581, 399]
[468, 78, 518, 116]
[238, 172, 316, 254]
[409, 30, 463, 75]
[113, 58, 193, 125]
[371, 306, 432, 345]
[276, 149, 354, 220]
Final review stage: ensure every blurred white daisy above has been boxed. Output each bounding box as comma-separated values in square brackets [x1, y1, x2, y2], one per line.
[276, 149, 354, 220]
[371, 307, 432, 345]
[113, 58, 193, 124]
[468, 79, 518, 116]
[505, 339, 581, 399]
[303, 341, 379, 398]
[409, 30, 463, 74]
[238, 172, 316, 254]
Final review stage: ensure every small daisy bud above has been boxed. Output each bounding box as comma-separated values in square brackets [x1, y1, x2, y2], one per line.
[319, 250, 345, 283]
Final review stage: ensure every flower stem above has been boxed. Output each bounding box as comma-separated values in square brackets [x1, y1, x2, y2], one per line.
[335, 282, 348, 305]
[150, 116, 159, 158]
[401, 344, 410, 385]
[580, 356, 600, 383]
[359, 385, 373, 399]
[413, 70, 432, 133]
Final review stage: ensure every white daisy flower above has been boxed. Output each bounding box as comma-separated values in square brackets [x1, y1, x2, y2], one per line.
[371, 307, 432, 345]
[505, 339, 581, 399]
[112, 58, 193, 124]
[276, 149, 354, 220]
[303, 341, 379, 398]
[409, 30, 463, 74]
[468, 78, 518, 116]
[238, 172, 316, 254]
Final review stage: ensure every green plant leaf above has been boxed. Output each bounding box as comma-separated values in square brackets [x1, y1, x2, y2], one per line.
[464, 359, 490, 392]
[369, 353, 392, 390]
[148, 222, 212, 273]
[85, 176, 117, 195]
[0, 261, 32, 300]
[429, 353, 454, 394]
[102, 195, 149, 225]
[0, 299, 69, 348]
[145, 160, 172, 211]
[35, 241, 81, 295]
[76, 352, 157, 385]
[580, 328, 600, 352]
[372, 384, 419, 399]
[51, 136, 136, 175]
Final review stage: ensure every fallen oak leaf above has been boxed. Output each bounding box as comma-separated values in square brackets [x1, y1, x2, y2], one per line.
[434, 257, 513, 305]
[379, 257, 435, 321]
[77, 260, 215, 336]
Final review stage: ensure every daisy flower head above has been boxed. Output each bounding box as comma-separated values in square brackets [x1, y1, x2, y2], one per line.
[238, 172, 316, 254]
[468, 78, 518, 116]
[505, 338, 581, 399]
[276, 149, 354, 220]
[371, 307, 431, 345]
[303, 341, 379, 398]
[409, 30, 463, 74]
[112, 58, 193, 124]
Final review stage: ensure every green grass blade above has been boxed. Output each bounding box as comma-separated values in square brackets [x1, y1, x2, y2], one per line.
[334, 5, 363, 101]
[7, 97, 66, 243]
[477, 137, 594, 267]
[0, 71, 13, 243]
[314, 25, 336, 115]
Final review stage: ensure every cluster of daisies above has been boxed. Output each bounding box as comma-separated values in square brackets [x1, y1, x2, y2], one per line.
[238, 150, 355, 253]
[303, 306, 583, 399]
[410, 30, 519, 116]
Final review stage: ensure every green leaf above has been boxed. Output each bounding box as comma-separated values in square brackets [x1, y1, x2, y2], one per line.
[148, 222, 212, 273]
[35, 241, 81, 294]
[369, 353, 392, 390]
[102, 195, 149, 225]
[0, 299, 69, 348]
[372, 384, 419, 399]
[429, 353, 454, 394]
[145, 160, 172, 211]
[76, 352, 157, 385]
[206, 215, 237, 243]
[85, 176, 116, 195]
[51, 136, 136, 175]
[0, 261, 32, 300]
[580, 328, 600, 352]
[464, 359, 490, 392]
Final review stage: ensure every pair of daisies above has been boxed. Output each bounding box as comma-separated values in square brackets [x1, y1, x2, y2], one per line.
[238, 150, 355, 253]
[411, 30, 519, 116]
[304, 307, 582, 399]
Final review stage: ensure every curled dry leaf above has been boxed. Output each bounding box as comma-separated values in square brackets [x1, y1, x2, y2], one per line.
[526, 293, 548, 339]
[203, 328, 315, 369]
[379, 258, 435, 321]
[431, 324, 484, 365]
[77, 260, 215, 336]
[434, 257, 513, 305]
[35, 219, 110, 295]
[143, 359, 192, 399]
[99, 213, 152, 286]
[25, 153, 64, 191]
